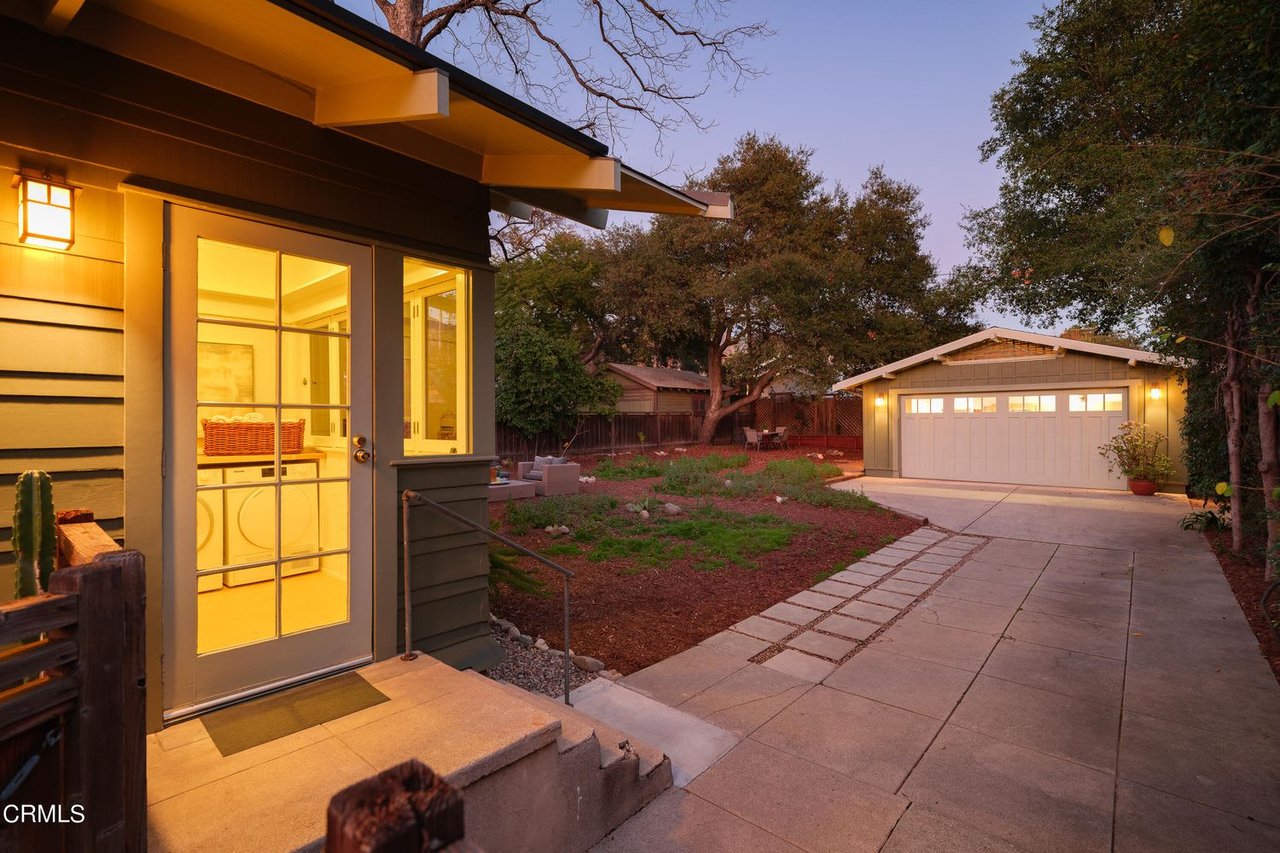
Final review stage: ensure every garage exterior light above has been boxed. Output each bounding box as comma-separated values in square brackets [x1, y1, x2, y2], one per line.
[14, 172, 77, 250]
[874, 394, 887, 407]
[1149, 385, 1163, 400]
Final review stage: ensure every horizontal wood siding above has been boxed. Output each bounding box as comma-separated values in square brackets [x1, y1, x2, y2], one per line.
[613, 376, 655, 413]
[656, 390, 702, 413]
[890, 351, 1134, 389]
[396, 460, 502, 671]
[0, 185, 125, 592]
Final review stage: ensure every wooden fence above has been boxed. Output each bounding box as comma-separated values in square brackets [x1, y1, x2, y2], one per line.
[0, 550, 146, 851]
[495, 394, 861, 459]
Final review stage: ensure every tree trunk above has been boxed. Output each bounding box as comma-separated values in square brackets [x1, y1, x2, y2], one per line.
[1257, 381, 1279, 571]
[1223, 316, 1246, 554]
[697, 352, 776, 444]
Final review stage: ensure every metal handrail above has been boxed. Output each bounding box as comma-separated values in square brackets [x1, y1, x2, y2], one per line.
[401, 489, 576, 705]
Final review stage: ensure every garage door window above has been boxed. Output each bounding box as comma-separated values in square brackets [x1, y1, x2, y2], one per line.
[1069, 392, 1123, 412]
[955, 396, 997, 414]
[906, 397, 944, 414]
[1009, 395, 1057, 413]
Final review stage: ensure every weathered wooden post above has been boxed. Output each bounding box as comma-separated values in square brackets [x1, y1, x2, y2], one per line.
[326, 759, 478, 852]
[50, 549, 146, 851]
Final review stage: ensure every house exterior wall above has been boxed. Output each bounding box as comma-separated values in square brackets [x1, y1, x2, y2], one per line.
[0, 19, 498, 728]
[860, 351, 1187, 486]
[612, 374, 658, 413]
[656, 390, 706, 413]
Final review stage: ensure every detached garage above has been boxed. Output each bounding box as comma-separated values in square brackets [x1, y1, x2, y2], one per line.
[834, 328, 1186, 490]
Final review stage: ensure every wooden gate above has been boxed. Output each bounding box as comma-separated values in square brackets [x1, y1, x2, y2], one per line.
[0, 550, 146, 851]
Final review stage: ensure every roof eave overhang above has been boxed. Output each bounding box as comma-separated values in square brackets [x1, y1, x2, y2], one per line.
[36, 0, 731, 228]
[831, 327, 1177, 391]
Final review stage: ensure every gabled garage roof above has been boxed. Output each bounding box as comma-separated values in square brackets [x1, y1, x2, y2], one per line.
[832, 327, 1170, 391]
[18, 0, 731, 227]
[605, 363, 711, 392]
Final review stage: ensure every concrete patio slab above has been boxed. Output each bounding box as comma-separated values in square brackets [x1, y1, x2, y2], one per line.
[881, 803, 1024, 853]
[591, 788, 804, 853]
[971, 537, 1058, 569]
[901, 725, 1115, 853]
[761, 649, 838, 682]
[910, 596, 1018, 635]
[824, 647, 975, 720]
[835, 478, 1015, 531]
[751, 686, 942, 792]
[1122, 666, 1280, 743]
[951, 559, 1042, 587]
[1117, 709, 1280, 821]
[950, 675, 1121, 772]
[933, 575, 1030, 607]
[699, 629, 772, 661]
[677, 664, 812, 739]
[570, 679, 738, 787]
[688, 739, 908, 853]
[1020, 586, 1132, 627]
[1112, 779, 1280, 853]
[621, 645, 748, 707]
[732, 615, 795, 643]
[1001, 608, 1129, 660]
[869, 618, 1000, 672]
[982, 638, 1125, 706]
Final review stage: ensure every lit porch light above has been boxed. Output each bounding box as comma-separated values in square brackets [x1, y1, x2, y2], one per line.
[14, 172, 76, 250]
[1149, 384, 1163, 400]
[874, 394, 887, 407]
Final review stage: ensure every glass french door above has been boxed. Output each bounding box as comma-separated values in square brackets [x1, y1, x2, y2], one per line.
[164, 207, 373, 714]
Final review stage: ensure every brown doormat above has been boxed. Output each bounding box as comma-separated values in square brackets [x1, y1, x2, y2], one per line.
[201, 672, 389, 757]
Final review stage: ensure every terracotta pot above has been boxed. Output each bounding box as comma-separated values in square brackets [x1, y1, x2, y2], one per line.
[1127, 479, 1159, 496]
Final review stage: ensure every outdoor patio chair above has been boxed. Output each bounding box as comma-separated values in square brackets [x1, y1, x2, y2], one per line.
[517, 458, 582, 497]
[744, 428, 762, 450]
[775, 426, 790, 449]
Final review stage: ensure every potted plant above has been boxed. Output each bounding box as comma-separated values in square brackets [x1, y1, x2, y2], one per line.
[1099, 421, 1176, 495]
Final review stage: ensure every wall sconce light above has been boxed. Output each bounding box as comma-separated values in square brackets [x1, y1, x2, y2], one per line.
[1149, 384, 1163, 401]
[14, 172, 77, 250]
[874, 393, 887, 408]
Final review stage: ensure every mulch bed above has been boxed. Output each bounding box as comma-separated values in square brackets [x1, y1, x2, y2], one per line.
[489, 447, 918, 675]
[1203, 529, 1280, 684]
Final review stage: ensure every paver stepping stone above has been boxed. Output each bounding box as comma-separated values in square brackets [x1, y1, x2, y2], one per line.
[752, 685, 942, 792]
[870, 618, 999, 672]
[838, 600, 900, 624]
[879, 578, 931, 596]
[761, 649, 837, 683]
[911, 553, 961, 568]
[900, 726, 1114, 853]
[700, 630, 772, 661]
[812, 614, 878, 642]
[894, 569, 941, 585]
[732, 615, 795, 643]
[761, 602, 822, 626]
[910, 597, 1016, 635]
[861, 589, 916, 609]
[688, 739, 907, 853]
[900, 559, 948, 576]
[825, 648, 975, 720]
[950, 675, 1121, 772]
[787, 630, 856, 660]
[843, 563, 894, 578]
[859, 553, 906, 568]
[833, 569, 886, 587]
[926, 545, 972, 557]
[883, 540, 924, 553]
[876, 547, 919, 561]
[982, 638, 1124, 705]
[787, 590, 844, 611]
[678, 663, 812, 740]
[811, 578, 863, 597]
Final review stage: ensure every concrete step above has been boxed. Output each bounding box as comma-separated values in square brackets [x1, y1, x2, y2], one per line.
[569, 679, 740, 787]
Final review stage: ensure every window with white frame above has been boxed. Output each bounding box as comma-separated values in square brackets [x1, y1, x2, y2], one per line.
[403, 258, 471, 455]
[954, 396, 997, 414]
[1008, 394, 1057, 413]
[1068, 392, 1123, 412]
[906, 397, 944, 414]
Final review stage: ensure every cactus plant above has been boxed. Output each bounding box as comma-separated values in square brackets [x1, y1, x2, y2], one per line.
[13, 470, 55, 598]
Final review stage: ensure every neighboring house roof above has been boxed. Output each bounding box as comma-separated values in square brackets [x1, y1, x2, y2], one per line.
[31, 0, 730, 227]
[832, 327, 1171, 391]
[605, 363, 711, 392]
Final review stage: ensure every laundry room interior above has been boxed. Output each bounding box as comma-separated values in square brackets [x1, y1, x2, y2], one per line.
[193, 238, 354, 655]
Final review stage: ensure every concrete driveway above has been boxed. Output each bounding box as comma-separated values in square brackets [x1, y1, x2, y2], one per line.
[836, 477, 1203, 555]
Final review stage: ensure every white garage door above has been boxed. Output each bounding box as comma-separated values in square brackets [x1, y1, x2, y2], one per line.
[900, 390, 1128, 489]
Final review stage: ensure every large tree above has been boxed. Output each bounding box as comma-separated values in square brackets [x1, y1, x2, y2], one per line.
[373, 1, 767, 143]
[962, 0, 1279, 564]
[607, 134, 976, 444]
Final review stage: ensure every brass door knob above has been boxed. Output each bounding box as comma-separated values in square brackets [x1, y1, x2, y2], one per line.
[353, 448, 372, 464]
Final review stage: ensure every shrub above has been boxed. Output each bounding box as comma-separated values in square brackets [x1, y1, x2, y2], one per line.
[1099, 421, 1176, 482]
[504, 494, 618, 534]
[593, 455, 666, 480]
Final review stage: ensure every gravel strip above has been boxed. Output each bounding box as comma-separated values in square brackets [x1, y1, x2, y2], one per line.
[485, 623, 597, 698]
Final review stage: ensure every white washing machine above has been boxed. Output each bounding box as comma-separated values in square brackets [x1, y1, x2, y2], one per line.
[195, 468, 225, 592]
[223, 462, 321, 586]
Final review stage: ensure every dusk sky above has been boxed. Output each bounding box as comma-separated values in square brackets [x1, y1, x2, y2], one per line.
[339, 0, 1049, 330]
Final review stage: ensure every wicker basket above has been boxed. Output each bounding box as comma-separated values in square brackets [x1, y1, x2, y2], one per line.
[201, 419, 305, 456]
